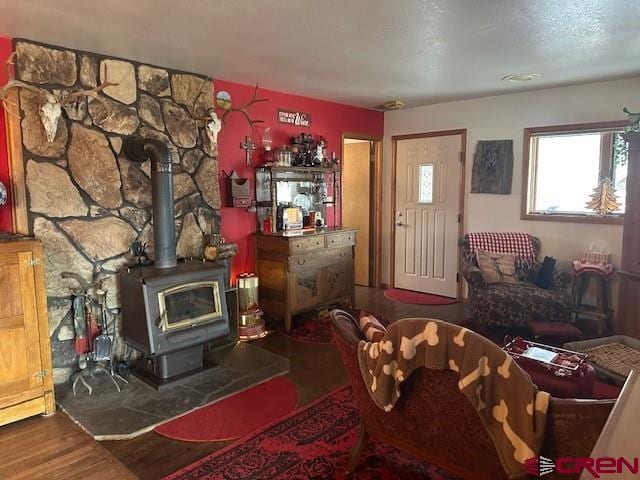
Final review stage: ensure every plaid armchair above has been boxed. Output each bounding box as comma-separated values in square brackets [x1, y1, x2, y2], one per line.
[460, 233, 573, 327]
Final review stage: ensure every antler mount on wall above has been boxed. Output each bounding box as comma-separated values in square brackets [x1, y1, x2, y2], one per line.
[194, 82, 268, 146]
[0, 52, 118, 142]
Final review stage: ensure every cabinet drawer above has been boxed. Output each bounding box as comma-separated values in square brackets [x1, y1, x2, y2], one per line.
[289, 236, 324, 254]
[288, 247, 352, 271]
[325, 232, 356, 249]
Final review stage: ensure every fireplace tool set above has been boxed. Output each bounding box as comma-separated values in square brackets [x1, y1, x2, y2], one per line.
[62, 272, 128, 395]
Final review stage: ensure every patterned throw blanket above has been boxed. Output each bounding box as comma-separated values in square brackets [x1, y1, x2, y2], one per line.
[357, 318, 549, 479]
[467, 232, 536, 265]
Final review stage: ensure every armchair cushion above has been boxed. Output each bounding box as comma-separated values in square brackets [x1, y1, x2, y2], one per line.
[472, 283, 573, 327]
[358, 311, 387, 341]
[476, 250, 518, 284]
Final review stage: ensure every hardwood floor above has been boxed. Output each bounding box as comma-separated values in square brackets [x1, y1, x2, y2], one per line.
[0, 413, 136, 480]
[0, 286, 468, 480]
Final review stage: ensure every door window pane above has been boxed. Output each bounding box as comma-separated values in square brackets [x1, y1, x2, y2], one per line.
[418, 164, 434, 204]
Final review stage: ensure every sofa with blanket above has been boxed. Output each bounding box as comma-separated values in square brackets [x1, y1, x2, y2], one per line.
[331, 309, 614, 480]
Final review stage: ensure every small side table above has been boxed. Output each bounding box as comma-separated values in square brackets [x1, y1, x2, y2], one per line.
[571, 260, 614, 336]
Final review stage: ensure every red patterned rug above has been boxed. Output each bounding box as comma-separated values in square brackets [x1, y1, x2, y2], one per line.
[384, 288, 458, 305]
[280, 310, 335, 344]
[154, 376, 298, 442]
[163, 386, 454, 480]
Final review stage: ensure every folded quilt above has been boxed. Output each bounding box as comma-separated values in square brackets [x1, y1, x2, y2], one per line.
[357, 318, 549, 479]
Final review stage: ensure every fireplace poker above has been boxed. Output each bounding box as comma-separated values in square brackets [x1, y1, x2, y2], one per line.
[93, 288, 112, 362]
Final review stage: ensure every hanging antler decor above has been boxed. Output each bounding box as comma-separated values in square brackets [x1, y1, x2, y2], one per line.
[194, 81, 268, 144]
[0, 52, 119, 142]
[220, 83, 268, 131]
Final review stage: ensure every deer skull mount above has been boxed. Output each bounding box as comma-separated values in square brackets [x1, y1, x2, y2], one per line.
[38, 93, 63, 142]
[0, 52, 118, 142]
[205, 111, 222, 145]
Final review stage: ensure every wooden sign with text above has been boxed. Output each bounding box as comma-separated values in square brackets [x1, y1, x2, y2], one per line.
[277, 109, 312, 127]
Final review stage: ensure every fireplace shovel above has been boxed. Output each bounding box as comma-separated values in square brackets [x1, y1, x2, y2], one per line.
[93, 288, 112, 362]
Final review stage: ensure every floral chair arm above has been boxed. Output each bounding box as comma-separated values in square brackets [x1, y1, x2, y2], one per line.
[463, 265, 487, 291]
[553, 269, 573, 291]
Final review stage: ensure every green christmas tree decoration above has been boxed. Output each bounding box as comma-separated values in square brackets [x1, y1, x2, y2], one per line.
[586, 178, 621, 216]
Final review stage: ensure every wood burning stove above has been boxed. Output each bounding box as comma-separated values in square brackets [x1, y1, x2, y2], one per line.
[119, 136, 236, 390]
[120, 261, 233, 388]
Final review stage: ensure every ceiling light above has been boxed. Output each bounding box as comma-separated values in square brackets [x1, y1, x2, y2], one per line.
[381, 100, 405, 110]
[501, 73, 541, 83]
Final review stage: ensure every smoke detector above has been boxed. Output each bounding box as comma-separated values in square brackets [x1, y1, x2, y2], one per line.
[381, 100, 405, 110]
[501, 73, 541, 83]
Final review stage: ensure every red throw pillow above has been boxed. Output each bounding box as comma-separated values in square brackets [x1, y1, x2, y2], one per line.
[358, 311, 387, 342]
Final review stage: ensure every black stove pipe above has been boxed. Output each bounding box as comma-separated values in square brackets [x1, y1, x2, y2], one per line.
[123, 136, 176, 269]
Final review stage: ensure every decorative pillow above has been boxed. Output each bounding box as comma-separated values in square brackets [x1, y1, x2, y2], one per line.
[475, 249, 518, 284]
[358, 311, 387, 342]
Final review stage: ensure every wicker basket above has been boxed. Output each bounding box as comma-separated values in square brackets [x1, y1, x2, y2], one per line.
[564, 335, 640, 386]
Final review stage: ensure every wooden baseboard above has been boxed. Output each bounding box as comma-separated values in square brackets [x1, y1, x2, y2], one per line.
[0, 396, 46, 427]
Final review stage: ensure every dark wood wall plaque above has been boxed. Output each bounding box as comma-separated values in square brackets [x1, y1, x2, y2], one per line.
[277, 109, 312, 127]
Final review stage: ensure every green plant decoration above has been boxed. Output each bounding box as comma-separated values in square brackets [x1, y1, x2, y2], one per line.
[623, 107, 640, 132]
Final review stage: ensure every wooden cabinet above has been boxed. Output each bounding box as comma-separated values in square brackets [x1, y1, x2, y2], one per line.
[0, 237, 55, 426]
[255, 228, 356, 331]
[618, 132, 640, 338]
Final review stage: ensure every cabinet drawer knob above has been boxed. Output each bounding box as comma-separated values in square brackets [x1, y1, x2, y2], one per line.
[297, 258, 306, 265]
[347, 236, 352, 240]
[330, 239, 335, 243]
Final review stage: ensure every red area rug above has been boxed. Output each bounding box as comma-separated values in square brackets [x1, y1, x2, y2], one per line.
[280, 310, 335, 344]
[154, 376, 298, 442]
[164, 386, 454, 480]
[384, 288, 457, 305]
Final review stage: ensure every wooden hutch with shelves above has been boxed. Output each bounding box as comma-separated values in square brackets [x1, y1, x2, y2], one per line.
[253, 165, 356, 331]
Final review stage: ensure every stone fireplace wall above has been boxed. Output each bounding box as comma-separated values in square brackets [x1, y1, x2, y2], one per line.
[14, 39, 221, 383]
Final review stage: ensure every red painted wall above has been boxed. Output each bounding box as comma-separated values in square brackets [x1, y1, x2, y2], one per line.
[0, 35, 384, 268]
[213, 79, 383, 275]
[0, 37, 13, 232]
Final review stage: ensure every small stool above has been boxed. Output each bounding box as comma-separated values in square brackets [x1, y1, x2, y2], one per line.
[571, 260, 614, 336]
[528, 321, 583, 342]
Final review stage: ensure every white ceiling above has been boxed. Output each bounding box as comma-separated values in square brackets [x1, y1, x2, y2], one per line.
[0, 0, 638, 108]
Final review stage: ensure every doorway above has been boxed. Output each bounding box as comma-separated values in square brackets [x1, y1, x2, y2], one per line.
[342, 134, 382, 287]
[391, 130, 466, 299]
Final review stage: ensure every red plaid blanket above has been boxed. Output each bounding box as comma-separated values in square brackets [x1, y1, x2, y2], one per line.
[467, 232, 536, 264]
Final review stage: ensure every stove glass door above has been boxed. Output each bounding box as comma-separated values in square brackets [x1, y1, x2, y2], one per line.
[158, 280, 223, 332]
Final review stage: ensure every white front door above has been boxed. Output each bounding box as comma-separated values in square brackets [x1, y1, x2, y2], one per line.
[394, 134, 462, 297]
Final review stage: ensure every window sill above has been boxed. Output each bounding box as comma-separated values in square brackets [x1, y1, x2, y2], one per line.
[521, 212, 624, 225]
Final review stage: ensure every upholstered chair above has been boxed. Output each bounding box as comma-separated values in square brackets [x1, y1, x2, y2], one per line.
[330, 309, 613, 480]
[460, 233, 573, 328]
